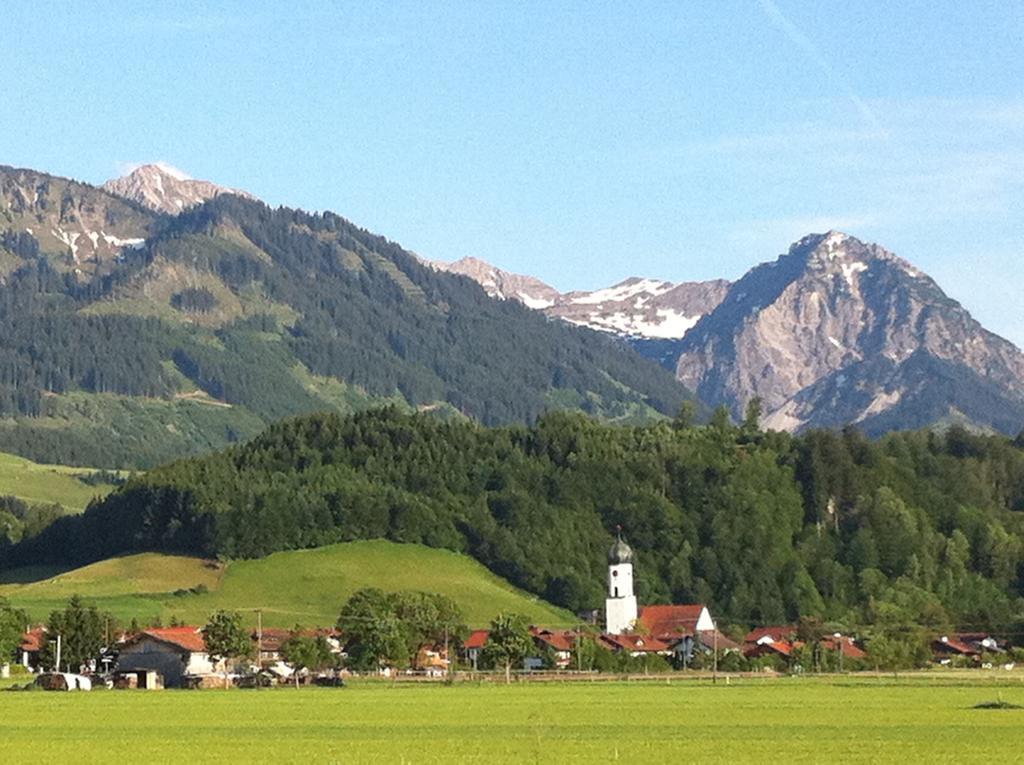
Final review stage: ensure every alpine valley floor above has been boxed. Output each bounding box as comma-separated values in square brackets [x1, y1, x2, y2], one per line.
[1, 677, 1022, 763]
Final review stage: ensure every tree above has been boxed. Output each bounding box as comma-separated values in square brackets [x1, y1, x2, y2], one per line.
[481, 613, 533, 683]
[279, 628, 335, 688]
[0, 597, 27, 668]
[673, 401, 697, 430]
[742, 397, 763, 434]
[41, 595, 104, 673]
[337, 588, 408, 671]
[709, 405, 733, 432]
[393, 591, 467, 663]
[202, 610, 251, 688]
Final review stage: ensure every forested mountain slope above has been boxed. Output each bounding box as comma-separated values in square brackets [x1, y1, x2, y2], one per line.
[0, 167, 692, 467]
[11, 408, 1024, 630]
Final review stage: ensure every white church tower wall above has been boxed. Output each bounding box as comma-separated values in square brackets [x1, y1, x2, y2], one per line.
[605, 533, 638, 635]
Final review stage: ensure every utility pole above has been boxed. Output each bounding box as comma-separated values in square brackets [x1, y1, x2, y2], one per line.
[55, 634, 62, 673]
[256, 609, 263, 675]
[444, 626, 450, 681]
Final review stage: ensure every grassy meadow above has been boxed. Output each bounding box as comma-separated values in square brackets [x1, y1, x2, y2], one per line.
[0, 540, 572, 628]
[0, 451, 118, 511]
[1, 678, 1023, 762]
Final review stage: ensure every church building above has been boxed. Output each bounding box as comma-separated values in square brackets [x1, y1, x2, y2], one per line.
[604, 532, 732, 658]
[605, 533, 638, 635]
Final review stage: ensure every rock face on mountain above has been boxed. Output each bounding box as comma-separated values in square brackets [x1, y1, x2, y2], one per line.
[0, 165, 153, 277]
[551, 278, 731, 339]
[675, 232, 1024, 435]
[431, 257, 729, 340]
[102, 163, 253, 215]
[431, 256, 561, 309]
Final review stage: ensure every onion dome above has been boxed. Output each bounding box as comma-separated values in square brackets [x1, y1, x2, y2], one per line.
[608, 534, 634, 565]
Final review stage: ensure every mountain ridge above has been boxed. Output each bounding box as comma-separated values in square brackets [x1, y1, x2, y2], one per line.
[677, 231, 1024, 435]
[102, 163, 254, 215]
[0, 164, 694, 467]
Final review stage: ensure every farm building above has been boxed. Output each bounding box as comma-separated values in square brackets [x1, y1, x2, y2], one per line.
[414, 645, 450, 676]
[462, 629, 489, 670]
[117, 626, 223, 688]
[599, 633, 671, 657]
[529, 627, 576, 668]
[19, 626, 46, 671]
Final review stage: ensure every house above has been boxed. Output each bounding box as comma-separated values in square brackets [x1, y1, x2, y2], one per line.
[638, 604, 739, 663]
[821, 635, 868, 662]
[745, 625, 798, 645]
[599, 633, 671, 657]
[117, 626, 223, 687]
[414, 645, 450, 676]
[932, 635, 980, 664]
[19, 626, 46, 671]
[743, 639, 796, 661]
[463, 629, 489, 670]
[955, 632, 1005, 654]
[529, 627, 576, 669]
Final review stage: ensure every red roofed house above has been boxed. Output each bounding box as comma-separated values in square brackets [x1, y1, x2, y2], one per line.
[463, 629, 489, 670]
[599, 633, 671, 657]
[529, 627, 577, 669]
[19, 627, 47, 671]
[743, 639, 797, 660]
[932, 635, 980, 664]
[117, 626, 223, 687]
[745, 625, 798, 645]
[637, 604, 738, 664]
[821, 635, 868, 662]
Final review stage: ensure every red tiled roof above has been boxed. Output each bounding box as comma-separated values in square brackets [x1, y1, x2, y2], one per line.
[20, 627, 46, 652]
[135, 626, 207, 653]
[821, 636, 867, 660]
[600, 633, 670, 653]
[934, 636, 978, 656]
[697, 629, 740, 652]
[638, 605, 706, 638]
[745, 625, 798, 643]
[463, 629, 489, 649]
[530, 628, 576, 652]
[743, 639, 793, 658]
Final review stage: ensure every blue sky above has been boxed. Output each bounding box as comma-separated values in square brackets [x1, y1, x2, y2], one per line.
[3, 1, 1022, 344]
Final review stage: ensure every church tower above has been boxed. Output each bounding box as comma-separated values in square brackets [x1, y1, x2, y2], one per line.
[605, 531, 638, 635]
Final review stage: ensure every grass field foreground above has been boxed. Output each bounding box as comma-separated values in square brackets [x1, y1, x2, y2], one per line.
[1, 679, 1023, 763]
[0, 540, 572, 627]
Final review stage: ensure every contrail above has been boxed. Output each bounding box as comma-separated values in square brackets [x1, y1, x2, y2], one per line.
[756, 0, 887, 137]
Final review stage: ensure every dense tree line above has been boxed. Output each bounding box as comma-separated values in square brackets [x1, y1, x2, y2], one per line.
[9, 409, 1024, 633]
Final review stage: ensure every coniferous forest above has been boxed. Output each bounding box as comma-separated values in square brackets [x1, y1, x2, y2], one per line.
[9, 407, 1024, 632]
[0, 180, 692, 468]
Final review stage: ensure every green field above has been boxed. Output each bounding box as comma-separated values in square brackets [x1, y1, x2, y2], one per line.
[1, 679, 1023, 762]
[0, 540, 571, 628]
[0, 451, 118, 511]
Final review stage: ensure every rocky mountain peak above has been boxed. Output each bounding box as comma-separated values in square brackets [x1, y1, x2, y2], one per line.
[102, 163, 253, 215]
[675, 232, 1024, 435]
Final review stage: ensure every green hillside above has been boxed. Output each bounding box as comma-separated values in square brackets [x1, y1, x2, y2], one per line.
[0, 540, 572, 628]
[0, 167, 694, 469]
[0, 451, 118, 511]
